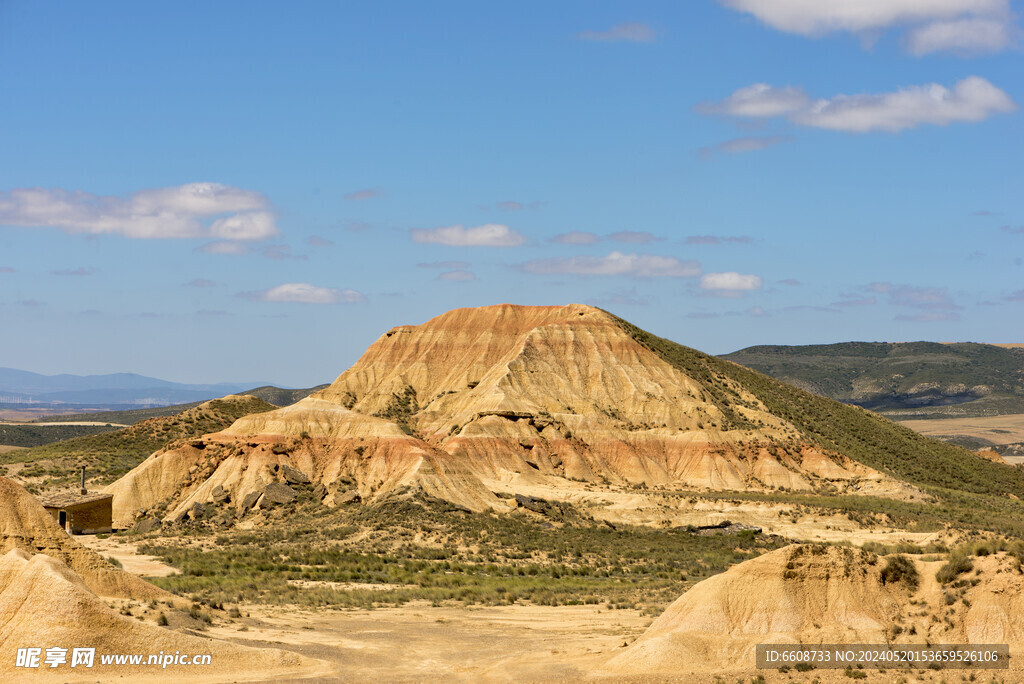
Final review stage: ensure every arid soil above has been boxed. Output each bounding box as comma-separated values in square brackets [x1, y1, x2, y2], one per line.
[77, 534, 178, 578]
[209, 603, 651, 683]
[899, 413, 1024, 446]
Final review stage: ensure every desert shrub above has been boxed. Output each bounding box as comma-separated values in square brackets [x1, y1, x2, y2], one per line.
[937, 556, 975, 585]
[879, 554, 919, 590]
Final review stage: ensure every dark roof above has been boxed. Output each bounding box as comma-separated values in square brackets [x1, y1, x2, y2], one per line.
[38, 491, 113, 508]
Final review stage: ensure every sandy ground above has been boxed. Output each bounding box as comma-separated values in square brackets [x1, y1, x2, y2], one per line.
[76, 534, 179, 577]
[898, 413, 1024, 446]
[208, 602, 652, 683]
[0, 445, 26, 454]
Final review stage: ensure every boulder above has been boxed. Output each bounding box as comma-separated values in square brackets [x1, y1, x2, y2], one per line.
[333, 490, 361, 505]
[281, 464, 311, 485]
[262, 483, 296, 505]
[239, 491, 261, 512]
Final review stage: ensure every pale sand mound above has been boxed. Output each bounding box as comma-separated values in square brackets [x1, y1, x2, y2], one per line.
[607, 544, 912, 674]
[0, 549, 318, 682]
[609, 545, 1024, 677]
[108, 304, 914, 527]
[0, 477, 163, 599]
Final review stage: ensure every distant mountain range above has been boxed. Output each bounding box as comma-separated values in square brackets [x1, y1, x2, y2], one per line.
[0, 367, 277, 408]
[720, 342, 1024, 419]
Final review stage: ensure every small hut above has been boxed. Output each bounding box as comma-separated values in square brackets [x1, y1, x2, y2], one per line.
[39, 467, 113, 535]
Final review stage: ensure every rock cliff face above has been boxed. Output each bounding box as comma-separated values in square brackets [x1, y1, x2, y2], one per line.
[108, 304, 910, 526]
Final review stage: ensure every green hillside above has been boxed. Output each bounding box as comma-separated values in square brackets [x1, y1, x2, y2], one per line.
[3, 395, 277, 490]
[31, 384, 328, 426]
[720, 342, 1024, 418]
[611, 316, 1024, 536]
[0, 423, 119, 448]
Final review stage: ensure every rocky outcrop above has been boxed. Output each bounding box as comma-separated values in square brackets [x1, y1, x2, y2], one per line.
[107, 304, 913, 527]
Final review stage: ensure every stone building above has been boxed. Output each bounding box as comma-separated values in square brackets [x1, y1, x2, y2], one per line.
[39, 468, 113, 534]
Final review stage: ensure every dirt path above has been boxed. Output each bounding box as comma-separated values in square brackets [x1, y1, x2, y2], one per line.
[76, 535, 178, 577]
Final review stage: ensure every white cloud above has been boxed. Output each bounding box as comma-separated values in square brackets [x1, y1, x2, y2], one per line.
[548, 231, 601, 245]
[411, 224, 526, 247]
[696, 84, 809, 117]
[721, 0, 1006, 34]
[0, 183, 278, 240]
[437, 270, 477, 282]
[578, 22, 655, 43]
[700, 272, 763, 291]
[700, 77, 1015, 133]
[208, 211, 277, 240]
[244, 283, 367, 304]
[907, 18, 1015, 54]
[794, 77, 1016, 132]
[521, 251, 701, 278]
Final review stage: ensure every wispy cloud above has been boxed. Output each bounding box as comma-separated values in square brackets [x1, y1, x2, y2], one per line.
[261, 244, 307, 261]
[307, 235, 335, 247]
[832, 296, 877, 308]
[0, 267, 14, 273]
[520, 252, 700, 278]
[578, 22, 655, 43]
[411, 224, 526, 247]
[778, 278, 801, 286]
[718, 0, 1017, 55]
[869, 282, 960, 310]
[241, 283, 367, 304]
[196, 240, 249, 255]
[698, 77, 1016, 133]
[699, 135, 792, 158]
[19, 299, 45, 307]
[0, 183, 277, 240]
[51, 267, 95, 276]
[437, 270, 477, 282]
[974, 209, 1000, 216]
[344, 188, 384, 201]
[548, 231, 601, 245]
[586, 288, 651, 307]
[1005, 290, 1024, 302]
[607, 231, 663, 244]
[895, 311, 960, 322]
[496, 201, 523, 211]
[417, 260, 470, 269]
[1002, 225, 1024, 234]
[685, 235, 753, 245]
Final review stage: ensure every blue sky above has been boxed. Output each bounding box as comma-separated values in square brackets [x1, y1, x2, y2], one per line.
[1, 1, 1022, 387]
